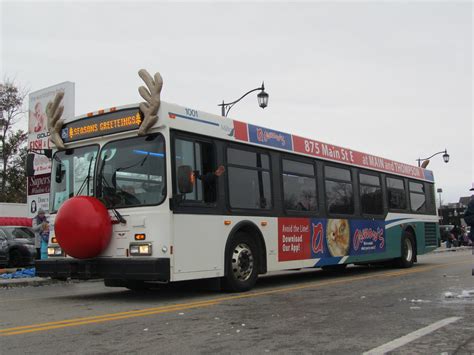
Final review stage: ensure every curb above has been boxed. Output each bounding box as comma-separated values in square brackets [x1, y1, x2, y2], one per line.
[432, 246, 473, 254]
[0, 277, 104, 289]
[0, 277, 63, 289]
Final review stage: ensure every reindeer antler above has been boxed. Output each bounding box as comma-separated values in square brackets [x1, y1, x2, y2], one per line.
[138, 69, 162, 136]
[46, 92, 66, 150]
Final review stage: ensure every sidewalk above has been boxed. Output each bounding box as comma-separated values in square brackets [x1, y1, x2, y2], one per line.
[0, 268, 63, 288]
[432, 243, 473, 254]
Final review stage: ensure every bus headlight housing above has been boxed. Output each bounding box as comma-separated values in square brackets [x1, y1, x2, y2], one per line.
[129, 243, 152, 256]
[47, 247, 64, 256]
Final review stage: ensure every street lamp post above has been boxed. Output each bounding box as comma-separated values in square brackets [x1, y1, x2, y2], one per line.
[437, 188, 443, 208]
[218, 82, 269, 117]
[416, 149, 450, 168]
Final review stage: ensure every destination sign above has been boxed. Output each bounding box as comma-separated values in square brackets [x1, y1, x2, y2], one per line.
[61, 108, 143, 143]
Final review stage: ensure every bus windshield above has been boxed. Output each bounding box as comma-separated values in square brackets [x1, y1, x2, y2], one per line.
[50, 145, 99, 212]
[96, 134, 166, 209]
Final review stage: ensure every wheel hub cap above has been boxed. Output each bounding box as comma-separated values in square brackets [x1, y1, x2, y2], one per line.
[231, 243, 254, 281]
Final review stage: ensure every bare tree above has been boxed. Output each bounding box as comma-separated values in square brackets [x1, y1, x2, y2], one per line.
[0, 80, 28, 202]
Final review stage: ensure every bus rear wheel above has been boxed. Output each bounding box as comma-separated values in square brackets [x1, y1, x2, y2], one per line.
[396, 233, 415, 268]
[223, 232, 258, 292]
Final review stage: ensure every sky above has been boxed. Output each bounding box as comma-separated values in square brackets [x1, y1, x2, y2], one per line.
[1, 0, 472, 205]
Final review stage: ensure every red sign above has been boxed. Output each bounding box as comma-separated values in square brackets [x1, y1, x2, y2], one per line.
[292, 135, 424, 179]
[278, 218, 311, 261]
[27, 174, 51, 195]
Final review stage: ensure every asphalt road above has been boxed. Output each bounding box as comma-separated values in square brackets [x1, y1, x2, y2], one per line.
[1, 250, 473, 354]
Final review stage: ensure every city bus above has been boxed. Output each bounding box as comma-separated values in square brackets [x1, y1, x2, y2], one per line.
[36, 89, 439, 292]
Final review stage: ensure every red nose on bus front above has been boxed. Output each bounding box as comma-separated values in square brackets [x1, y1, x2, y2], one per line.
[54, 196, 112, 259]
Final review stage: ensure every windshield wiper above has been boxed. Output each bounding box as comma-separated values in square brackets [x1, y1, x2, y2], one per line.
[76, 154, 95, 196]
[116, 153, 149, 173]
[96, 154, 126, 224]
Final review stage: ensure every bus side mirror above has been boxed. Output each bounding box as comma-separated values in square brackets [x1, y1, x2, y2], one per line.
[177, 165, 194, 194]
[43, 149, 53, 159]
[26, 154, 35, 177]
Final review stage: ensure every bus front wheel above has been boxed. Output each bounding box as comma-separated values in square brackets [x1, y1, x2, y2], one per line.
[223, 232, 259, 292]
[396, 233, 415, 268]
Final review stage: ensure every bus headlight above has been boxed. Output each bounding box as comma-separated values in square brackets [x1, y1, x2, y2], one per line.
[129, 243, 152, 256]
[48, 247, 64, 256]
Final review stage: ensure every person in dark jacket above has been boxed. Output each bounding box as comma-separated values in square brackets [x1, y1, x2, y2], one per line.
[32, 209, 48, 259]
[196, 165, 225, 203]
[464, 186, 474, 242]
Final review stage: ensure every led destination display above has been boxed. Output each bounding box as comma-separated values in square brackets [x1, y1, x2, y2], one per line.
[61, 108, 143, 143]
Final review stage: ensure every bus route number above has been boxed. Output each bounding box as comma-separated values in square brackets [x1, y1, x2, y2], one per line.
[185, 108, 199, 118]
[304, 139, 320, 155]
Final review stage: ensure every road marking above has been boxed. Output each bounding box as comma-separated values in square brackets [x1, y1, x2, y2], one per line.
[0, 302, 219, 336]
[0, 260, 470, 336]
[363, 317, 462, 355]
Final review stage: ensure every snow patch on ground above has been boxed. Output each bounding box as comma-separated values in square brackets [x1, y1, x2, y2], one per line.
[444, 290, 474, 300]
[411, 299, 431, 303]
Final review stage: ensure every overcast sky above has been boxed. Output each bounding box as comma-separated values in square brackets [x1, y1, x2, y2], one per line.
[1, 0, 472, 204]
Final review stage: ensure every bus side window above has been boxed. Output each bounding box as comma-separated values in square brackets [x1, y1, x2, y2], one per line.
[386, 177, 407, 210]
[174, 138, 217, 204]
[227, 147, 272, 210]
[324, 165, 354, 215]
[409, 181, 426, 213]
[359, 172, 383, 215]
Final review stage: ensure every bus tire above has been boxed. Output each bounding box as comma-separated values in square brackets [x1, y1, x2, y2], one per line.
[223, 232, 259, 292]
[396, 233, 415, 268]
[124, 280, 151, 291]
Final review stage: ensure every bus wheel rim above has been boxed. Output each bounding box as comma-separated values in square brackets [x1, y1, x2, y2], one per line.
[231, 243, 254, 282]
[405, 238, 413, 261]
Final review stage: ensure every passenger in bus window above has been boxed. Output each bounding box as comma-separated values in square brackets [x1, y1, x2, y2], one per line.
[195, 165, 225, 203]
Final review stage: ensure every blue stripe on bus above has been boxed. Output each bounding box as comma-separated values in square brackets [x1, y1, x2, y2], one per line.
[315, 257, 343, 267]
[169, 112, 220, 127]
[385, 218, 408, 225]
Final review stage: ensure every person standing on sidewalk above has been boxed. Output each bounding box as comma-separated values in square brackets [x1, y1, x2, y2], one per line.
[463, 186, 474, 243]
[40, 221, 50, 260]
[32, 209, 47, 259]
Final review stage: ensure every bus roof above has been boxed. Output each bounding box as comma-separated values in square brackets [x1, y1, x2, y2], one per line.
[69, 101, 434, 183]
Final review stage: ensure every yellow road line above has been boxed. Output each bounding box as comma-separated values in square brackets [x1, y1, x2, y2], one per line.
[1, 302, 219, 336]
[0, 299, 221, 333]
[1, 260, 470, 337]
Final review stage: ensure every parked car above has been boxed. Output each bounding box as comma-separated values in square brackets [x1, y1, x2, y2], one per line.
[0, 226, 36, 267]
[0, 235, 8, 267]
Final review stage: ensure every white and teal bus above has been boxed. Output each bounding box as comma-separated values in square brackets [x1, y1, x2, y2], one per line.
[36, 76, 439, 292]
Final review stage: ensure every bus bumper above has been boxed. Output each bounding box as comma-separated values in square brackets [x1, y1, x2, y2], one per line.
[35, 258, 170, 282]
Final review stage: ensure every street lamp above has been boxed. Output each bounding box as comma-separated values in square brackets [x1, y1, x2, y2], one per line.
[416, 149, 450, 168]
[218, 82, 269, 117]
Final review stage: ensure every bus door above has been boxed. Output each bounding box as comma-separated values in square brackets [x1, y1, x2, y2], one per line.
[171, 135, 226, 278]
